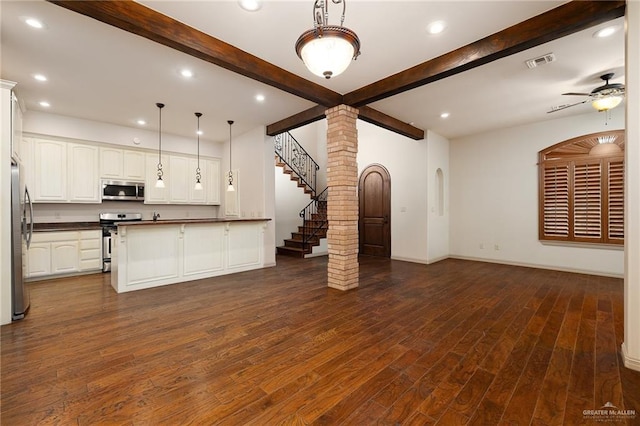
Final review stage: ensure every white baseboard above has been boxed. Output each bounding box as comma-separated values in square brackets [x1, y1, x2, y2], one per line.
[622, 343, 640, 372]
[448, 255, 624, 279]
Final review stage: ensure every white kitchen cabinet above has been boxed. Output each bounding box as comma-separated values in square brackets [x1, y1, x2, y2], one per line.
[51, 241, 79, 274]
[68, 143, 100, 203]
[205, 158, 221, 205]
[27, 230, 101, 279]
[145, 153, 170, 203]
[33, 138, 67, 202]
[79, 230, 101, 271]
[100, 147, 145, 181]
[26, 243, 51, 277]
[31, 138, 101, 203]
[169, 155, 189, 203]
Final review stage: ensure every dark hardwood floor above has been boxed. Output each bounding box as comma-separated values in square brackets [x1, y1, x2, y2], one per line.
[2, 256, 639, 425]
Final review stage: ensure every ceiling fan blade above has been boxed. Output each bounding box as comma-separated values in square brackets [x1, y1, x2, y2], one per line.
[562, 92, 591, 96]
[547, 99, 589, 113]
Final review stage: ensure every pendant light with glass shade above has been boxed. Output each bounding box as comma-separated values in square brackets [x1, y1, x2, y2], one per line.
[295, 0, 361, 79]
[227, 120, 235, 192]
[155, 102, 165, 188]
[194, 112, 203, 191]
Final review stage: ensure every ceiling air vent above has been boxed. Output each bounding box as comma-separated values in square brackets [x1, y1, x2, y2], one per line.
[525, 53, 556, 69]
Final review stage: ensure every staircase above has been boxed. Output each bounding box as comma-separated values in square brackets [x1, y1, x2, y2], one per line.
[274, 132, 328, 257]
[274, 132, 318, 196]
[277, 189, 328, 257]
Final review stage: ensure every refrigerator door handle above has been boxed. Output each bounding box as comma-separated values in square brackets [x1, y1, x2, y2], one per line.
[24, 186, 33, 249]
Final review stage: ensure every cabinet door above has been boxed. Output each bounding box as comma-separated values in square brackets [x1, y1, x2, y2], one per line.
[123, 150, 145, 181]
[205, 158, 221, 205]
[100, 147, 123, 178]
[11, 92, 24, 163]
[68, 143, 100, 203]
[33, 139, 67, 201]
[27, 243, 51, 277]
[188, 158, 206, 204]
[169, 155, 189, 203]
[51, 241, 79, 274]
[144, 153, 170, 203]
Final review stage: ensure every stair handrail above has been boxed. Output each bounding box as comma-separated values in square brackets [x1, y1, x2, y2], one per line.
[274, 132, 319, 196]
[300, 187, 328, 249]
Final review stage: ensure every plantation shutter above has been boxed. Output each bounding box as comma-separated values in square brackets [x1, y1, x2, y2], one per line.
[573, 162, 602, 239]
[608, 160, 624, 240]
[542, 164, 570, 238]
[539, 130, 624, 245]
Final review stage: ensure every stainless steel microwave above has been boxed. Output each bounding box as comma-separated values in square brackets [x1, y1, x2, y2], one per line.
[101, 180, 145, 201]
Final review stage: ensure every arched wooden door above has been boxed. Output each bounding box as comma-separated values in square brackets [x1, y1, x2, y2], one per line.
[359, 164, 391, 257]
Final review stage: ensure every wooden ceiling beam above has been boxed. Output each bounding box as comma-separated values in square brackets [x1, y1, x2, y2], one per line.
[266, 105, 424, 140]
[266, 105, 328, 137]
[344, 0, 626, 106]
[48, 0, 343, 107]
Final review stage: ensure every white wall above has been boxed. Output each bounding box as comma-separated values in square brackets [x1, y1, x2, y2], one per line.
[221, 125, 276, 265]
[426, 130, 450, 263]
[450, 111, 625, 277]
[24, 111, 222, 157]
[357, 120, 431, 263]
[623, 0, 640, 371]
[274, 167, 314, 247]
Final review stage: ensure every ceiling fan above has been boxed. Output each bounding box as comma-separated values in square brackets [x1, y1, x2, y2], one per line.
[548, 73, 625, 113]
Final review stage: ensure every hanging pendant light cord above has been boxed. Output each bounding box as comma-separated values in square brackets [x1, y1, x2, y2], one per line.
[228, 120, 234, 185]
[156, 103, 164, 172]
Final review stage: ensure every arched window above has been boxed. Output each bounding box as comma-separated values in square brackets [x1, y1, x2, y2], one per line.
[538, 130, 624, 245]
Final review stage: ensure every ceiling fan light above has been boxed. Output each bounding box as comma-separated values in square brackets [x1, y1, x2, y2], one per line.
[296, 27, 360, 79]
[592, 95, 622, 112]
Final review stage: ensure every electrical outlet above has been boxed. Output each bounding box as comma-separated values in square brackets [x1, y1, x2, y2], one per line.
[494, 244, 500, 251]
[479, 243, 484, 249]
[54, 212, 61, 219]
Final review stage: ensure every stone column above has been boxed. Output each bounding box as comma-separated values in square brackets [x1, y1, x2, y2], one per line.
[325, 105, 359, 290]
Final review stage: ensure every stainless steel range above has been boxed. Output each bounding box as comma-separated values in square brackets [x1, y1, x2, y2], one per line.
[99, 212, 142, 272]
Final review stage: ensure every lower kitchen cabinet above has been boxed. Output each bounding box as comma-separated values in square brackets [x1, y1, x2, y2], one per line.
[27, 230, 101, 279]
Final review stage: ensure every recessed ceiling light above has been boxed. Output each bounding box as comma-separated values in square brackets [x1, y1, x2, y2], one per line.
[238, 0, 262, 12]
[594, 26, 619, 38]
[33, 74, 47, 82]
[197, 130, 203, 136]
[255, 94, 265, 102]
[427, 21, 446, 35]
[180, 69, 194, 78]
[24, 17, 44, 29]
[440, 112, 450, 119]
[137, 119, 146, 126]
[39, 101, 50, 108]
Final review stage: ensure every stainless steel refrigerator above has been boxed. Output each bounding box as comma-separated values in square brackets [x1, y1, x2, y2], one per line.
[11, 159, 32, 320]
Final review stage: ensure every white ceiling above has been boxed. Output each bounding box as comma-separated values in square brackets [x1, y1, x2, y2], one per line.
[0, 1, 625, 145]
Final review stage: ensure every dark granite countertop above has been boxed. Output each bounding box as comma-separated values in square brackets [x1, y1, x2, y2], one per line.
[117, 218, 271, 227]
[33, 222, 102, 232]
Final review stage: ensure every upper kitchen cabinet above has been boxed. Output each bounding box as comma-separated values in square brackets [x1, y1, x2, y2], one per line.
[145, 153, 220, 205]
[1, 80, 26, 165]
[204, 158, 221, 205]
[68, 143, 100, 203]
[169, 155, 190, 204]
[30, 137, 100, 203]
[32, 138, 67, 202]
[145, 152, 170, 203]
[100, 147, 145, 181]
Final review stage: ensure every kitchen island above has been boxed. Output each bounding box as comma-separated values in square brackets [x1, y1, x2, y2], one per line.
[111, 218, 271, 293]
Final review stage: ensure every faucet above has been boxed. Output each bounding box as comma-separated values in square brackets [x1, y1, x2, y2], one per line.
[153, 212, 160, 222]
